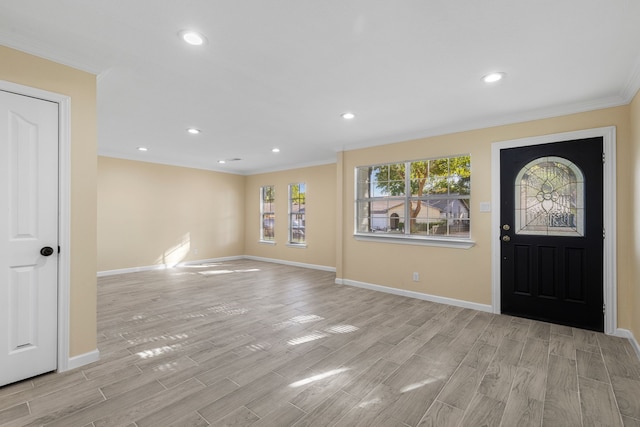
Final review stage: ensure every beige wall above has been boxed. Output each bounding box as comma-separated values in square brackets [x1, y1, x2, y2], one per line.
[98, 157, 246, 271]
[630, 90, 640, 341]
[340, 106, 635, 331]
[1, 45, 97, 357]
[244, 163, 336, 269]
[98, 105, 637, 338]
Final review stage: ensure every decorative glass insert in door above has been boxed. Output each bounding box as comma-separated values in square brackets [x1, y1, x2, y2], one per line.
[514, 156, 584, 236]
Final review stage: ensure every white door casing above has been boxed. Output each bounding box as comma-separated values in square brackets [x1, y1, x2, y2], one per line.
[0, 87, 65, 386]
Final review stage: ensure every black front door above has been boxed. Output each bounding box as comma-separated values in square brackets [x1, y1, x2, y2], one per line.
[500, 137, 604, 331]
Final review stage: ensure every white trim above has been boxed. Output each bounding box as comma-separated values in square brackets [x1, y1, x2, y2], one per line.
[97, 264, 171, 277]
[337, 278, 492, 313]
[491, 126, 617, 334]
[340, 96, 626, 155]
[614, 329, 640, 361]
[66, 349, 100, 371]
[0, 80, 74, 372]
[57, 94, 72, 372]
[286, 243, 308, 249]
[98, 256, 335, 277]
[354, 233, 475, 249]
[97, 256, 244, 277]
[621, 53, 640, 103]
[180, 256, 244, 266]
[242, 255, 336, 272]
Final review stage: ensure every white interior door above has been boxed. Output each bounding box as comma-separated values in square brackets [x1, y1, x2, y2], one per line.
[0, 90, 59, 386]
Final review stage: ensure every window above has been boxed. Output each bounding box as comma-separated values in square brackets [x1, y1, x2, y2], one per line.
[288, 183, 306, 244]
[515, 156, 584, 236]
[356, 155, 471, 240]
[260, 185, 275, 242]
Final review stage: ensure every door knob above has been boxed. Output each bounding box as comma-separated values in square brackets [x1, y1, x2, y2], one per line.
[40, 246, 54, 256]
[502, 235, 511, 242]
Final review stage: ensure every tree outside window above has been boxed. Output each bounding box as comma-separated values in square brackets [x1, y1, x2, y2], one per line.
[356, 155, 470, 238]
[289, 183, 306, 244]
[260, 185, 275, 241]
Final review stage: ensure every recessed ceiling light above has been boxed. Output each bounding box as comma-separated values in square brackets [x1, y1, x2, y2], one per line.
[187, 128, 201, 135]
[272, 148, 280, 153]
[137, 147, 148, 152]
[341, 112, 355, 120]
[483, 72, 506, 83]
[217, 160, 226, 164]
[179, 30, 207, 46]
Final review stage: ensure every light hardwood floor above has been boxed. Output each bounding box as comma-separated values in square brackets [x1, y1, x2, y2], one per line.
[2, 260, 640, 426]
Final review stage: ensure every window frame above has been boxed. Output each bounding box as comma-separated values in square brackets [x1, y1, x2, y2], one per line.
[259, 185, 275, 243]
[354, 155, 475, 249]
[288, 182, 306, 247]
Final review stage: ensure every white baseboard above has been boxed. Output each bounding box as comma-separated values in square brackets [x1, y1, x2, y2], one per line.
[242, 255, 336, 272]
[97, 256, 244, 277]
[180, 256, 244, 266]
[336, 278, 493, 313]
[63, 349, 100, 372]
[614, 328, 640, 360]
[97, 264, 168, 277]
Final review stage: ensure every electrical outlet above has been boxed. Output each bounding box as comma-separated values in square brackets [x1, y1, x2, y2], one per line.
[412, 272, 419, 282]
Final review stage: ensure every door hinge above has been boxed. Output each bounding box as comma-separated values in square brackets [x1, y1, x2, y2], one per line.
[603, 228, 605, 239]
[603, 303, 606, 314]
[602, 152, 605, 163]
[58, 245, 61, 254]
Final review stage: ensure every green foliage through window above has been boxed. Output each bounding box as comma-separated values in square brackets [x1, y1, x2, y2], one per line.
[289, 183, 306, 244]
[356, 155, 470, 238]
[260, 185, 275, 241]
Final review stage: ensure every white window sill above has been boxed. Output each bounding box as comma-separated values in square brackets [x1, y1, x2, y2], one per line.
[353, 233, 475, 249]
[259, 240, 276, 245]
[287, 243, 307, 248]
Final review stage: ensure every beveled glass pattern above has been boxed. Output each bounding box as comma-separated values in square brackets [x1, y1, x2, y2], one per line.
[515, 156, 584, 236]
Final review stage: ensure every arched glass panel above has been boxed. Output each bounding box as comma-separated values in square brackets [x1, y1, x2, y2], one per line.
[514, 156, 584, 236]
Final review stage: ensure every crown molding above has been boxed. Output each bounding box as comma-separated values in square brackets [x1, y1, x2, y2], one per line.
[339, 95, 629, 154]
[0, 31, 105, 75]
[621, 54, 640, 102]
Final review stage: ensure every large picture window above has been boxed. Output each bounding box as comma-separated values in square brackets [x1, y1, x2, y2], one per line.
[288, 183, 306, 244]
[260, 185, 275, 241]
[356, 155, 471, 239]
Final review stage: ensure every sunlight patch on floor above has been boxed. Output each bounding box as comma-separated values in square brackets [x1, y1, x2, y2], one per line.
[400, 377, 438, 393]
[136, 345, 178, 359]
[198, 269, 234, 276]
[287, 331, 329, 346]
[206, 303, 249, 316]
[126, 333, 189, 346]
[288, 367, 350, 388]
[325, 324, 359, 334]
[274, 314, 325, 330]
[358, 397, 382, 408]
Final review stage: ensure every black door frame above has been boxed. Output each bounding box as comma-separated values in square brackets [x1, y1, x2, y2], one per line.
[491, 127, 617, 335]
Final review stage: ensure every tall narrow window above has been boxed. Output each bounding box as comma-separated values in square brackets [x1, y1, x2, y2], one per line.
[260, 185, 275, 242]
[289, 183, 306, 244]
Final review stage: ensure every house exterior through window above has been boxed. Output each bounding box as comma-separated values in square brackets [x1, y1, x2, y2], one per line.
[288, 183, 306, 244]
[260, 185, 275, 242]
[356, 155, 471, 239]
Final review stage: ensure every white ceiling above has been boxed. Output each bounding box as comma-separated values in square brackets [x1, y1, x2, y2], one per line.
[1, 1, 640, 175]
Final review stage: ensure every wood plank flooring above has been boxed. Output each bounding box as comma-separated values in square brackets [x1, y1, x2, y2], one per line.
[2, 259, 640, 426]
